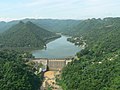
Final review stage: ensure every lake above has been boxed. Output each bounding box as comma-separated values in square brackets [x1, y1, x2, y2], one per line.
[32, 35, 81, 58]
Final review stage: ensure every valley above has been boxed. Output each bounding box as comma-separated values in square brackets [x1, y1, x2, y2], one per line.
[0, 17, 120, 90]
[0, 0, 120, 90]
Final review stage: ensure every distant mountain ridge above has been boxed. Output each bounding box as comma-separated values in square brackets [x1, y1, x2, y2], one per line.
[0, 21, 60, 49]
[0, 19, 80, 33]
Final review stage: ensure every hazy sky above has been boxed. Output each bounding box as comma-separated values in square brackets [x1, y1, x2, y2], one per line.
[0, 0, 120, 21]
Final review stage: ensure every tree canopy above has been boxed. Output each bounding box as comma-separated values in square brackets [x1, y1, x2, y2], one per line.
[61, 17, 120, 90]
[0, 50, 42, 90]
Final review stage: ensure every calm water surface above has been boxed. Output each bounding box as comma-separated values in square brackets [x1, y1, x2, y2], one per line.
[32, 36, 81, 58]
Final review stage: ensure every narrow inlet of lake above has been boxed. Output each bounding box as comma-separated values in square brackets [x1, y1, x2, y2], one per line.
[32, 35, 81, 58]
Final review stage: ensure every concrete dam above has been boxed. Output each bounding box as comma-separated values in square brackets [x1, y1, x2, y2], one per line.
[32, 58, 72, 71]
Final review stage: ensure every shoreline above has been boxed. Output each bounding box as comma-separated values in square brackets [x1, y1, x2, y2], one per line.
[32, 35, 81, 59]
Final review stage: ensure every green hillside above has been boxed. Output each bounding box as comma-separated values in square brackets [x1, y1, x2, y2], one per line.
[0, 21, 7, 33]
[60, 18, 120, 90]
[0, 21, 60, 50]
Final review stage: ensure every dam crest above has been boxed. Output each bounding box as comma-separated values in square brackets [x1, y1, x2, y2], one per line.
[32, 58, 73, 71]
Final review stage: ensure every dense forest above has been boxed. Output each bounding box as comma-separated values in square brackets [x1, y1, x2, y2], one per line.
[0, 50, 42, 90]
[0, 21, 60, 50]
[60, 18, 120, 90]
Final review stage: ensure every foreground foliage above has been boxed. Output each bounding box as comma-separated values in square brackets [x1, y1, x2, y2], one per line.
[0, 50, 42, 90]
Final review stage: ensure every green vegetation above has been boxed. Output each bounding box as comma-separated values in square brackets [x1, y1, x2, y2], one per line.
[61, 17, 120, 90]
[0, 21, 7, 33]
[0, 50, 42, 90]
[0, 17, 120, 90]
[0, 21, 60, 50]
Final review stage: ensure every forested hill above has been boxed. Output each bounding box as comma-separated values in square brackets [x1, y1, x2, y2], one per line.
[66, 18, 120, 50]
[60, 18, 120, 90]
[0, 19, 80, 33]
[0, 21, 60, 49]
[0, 21, 7, 32]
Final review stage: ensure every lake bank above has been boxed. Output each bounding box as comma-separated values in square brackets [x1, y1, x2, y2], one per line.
[32, 35, 82, 58]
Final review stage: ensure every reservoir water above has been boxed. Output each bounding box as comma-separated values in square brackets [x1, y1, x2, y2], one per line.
[32, 36, 81, 58]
